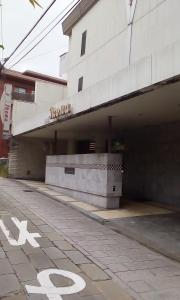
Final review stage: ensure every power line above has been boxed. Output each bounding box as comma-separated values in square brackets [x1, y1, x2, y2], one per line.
[8, 0, 81, 70]
[14, 48, 60, 63]
[3, 0, 57, 67]
[8, 0, 77, 65]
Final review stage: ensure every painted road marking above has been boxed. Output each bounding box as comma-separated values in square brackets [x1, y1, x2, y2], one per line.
[0, 217, 41, 247]
[25, 269, 86, 300]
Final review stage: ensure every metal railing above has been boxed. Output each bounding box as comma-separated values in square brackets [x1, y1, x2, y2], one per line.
[12, 92, 35, 102]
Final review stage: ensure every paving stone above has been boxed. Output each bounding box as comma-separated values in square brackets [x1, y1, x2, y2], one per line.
[81, 296, 106, 300]
[28, 295, 47, 300]
[1, 240, 21, 251]
[44, 231, 65, 241]
[116, 270, 155, 283]
[22, 244, 44, 255]
[29, 252, 54, 269]
[50, 273, 75, 287]
[3, 179, 180, 300]
[123, 259, 175, 270]
[31, 219, 46, 226]
[27, 223, 40, 233]
[141, 288, 180, 300]
[63, 295, 105, 300]
[38, 224, 54, 233]
[80, 263, 110, 281]
[148, 276, 180, 289]
[76, 274, 102, 297]
[98, 255, 132, 265]
[1, 295, 28, 300]
[150, 265, 180, 277]
[64, 250, 91, 264]
[106, 263, 128, 272]
[43, 247, 66, 259]
[36, 237, 53, 248]
[0, 247, 6, 258]
[83, 296, 107, 300]
[53, 240, 74, 250]
[0, 258, 14, 274]
[7, 250, 29, 265]
[128, 280, 154, 293]
[0, 274, 21, 297]
[13, 263, 37, 281]
[94, 280, 133, 300]
[53, 258, 81, 273]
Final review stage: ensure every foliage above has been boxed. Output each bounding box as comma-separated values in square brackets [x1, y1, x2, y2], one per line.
[0, 162, 8, 178]
[29, 0, 42, 8]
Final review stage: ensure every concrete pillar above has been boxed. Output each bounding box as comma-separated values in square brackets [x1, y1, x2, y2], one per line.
[108, 116, 112, 153]
[67, 140, 76, 154]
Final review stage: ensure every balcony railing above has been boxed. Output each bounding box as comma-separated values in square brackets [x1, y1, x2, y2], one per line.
[12, 92, 35, 102]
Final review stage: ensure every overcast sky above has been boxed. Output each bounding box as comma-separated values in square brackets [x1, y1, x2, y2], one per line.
[2, 0, 73, 77]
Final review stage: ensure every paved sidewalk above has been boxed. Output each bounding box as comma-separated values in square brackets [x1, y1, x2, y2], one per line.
[0, 179, 132, 300]
[1, 178, 180, 300]
[18, 180, 180, 263]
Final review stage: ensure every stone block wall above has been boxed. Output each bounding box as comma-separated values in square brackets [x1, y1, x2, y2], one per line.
[122, 122, 180, 207]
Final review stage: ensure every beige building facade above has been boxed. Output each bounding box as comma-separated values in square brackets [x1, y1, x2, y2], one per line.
[11, 0, 180, 208]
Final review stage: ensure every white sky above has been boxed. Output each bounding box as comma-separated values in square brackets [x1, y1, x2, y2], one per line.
[2, 0, 73, 77]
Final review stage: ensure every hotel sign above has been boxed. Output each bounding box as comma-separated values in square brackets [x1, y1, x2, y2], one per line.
[50, 104, 72, 119]
[0, 84, 12, 139]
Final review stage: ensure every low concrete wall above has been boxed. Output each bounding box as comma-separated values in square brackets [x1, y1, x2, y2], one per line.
[45, 153, 122, 208]
[8, 138, 46, 180]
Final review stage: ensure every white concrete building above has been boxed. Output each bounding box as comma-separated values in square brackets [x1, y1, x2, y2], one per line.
[11, 0, 180, 208]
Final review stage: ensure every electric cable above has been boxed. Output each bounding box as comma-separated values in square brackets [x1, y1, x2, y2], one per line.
[8, 0, 81, 70]
[3, 0, 57, 67]
[8, 0, 77, 65]
[14, 48, 60, 63]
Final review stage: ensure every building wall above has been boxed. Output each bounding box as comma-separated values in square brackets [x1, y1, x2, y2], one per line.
[12, 80, 67, 136]
[67, 0, 128, 97]
[67, 0, 180, 102]
[0, 78, 35, 157]
[123, 122, 180, 207]
[8, 138, 47, 180]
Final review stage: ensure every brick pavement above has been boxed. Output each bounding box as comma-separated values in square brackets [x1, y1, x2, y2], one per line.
[0, 178, 180, 300]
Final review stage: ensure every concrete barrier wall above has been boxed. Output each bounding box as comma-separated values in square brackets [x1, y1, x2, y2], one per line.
[45, 153, 122, 208]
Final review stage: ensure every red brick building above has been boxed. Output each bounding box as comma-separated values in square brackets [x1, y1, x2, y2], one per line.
[0, 69, 66, 158]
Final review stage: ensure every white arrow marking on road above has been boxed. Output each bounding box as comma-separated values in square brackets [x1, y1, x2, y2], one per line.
[25, 269, 86, 300]
[0, 217, 41, 247]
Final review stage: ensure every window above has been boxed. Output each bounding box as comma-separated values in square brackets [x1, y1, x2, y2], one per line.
[81, 30, 87, 56]
[14, 87, 26, 94]
[78, 77, 83, 92]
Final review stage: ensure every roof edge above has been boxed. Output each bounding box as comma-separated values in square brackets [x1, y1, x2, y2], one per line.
[62, 0, 99, 36]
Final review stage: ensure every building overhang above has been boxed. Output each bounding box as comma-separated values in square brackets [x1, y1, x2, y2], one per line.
[62, 0, 99, 36]
[13, 73, 180, 140]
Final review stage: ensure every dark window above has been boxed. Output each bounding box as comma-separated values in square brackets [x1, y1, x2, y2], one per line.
[78, 77, 83, 92]
[81, 30, 87, 56]
[77, 140, 95, 154]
